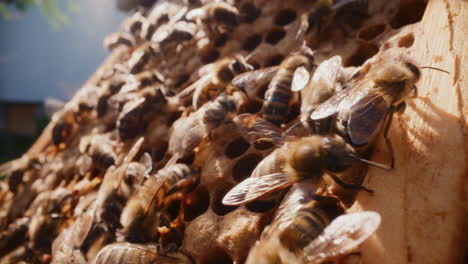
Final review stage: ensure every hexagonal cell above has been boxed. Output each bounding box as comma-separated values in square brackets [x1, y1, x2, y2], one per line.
[265, 28, 286, 45]
[265, 54, 285, 67]
[345, 42, 379, 67]
[225, 137, 251, 159]
[398, 33, 415, 48]
[245, 199, 276, 213]
[274, 9, 297, 26]
[232, 153, 263, 182]
[242, 34, 263, 52]
[211, 186, 239, 216]
[184, 186, 210, 221]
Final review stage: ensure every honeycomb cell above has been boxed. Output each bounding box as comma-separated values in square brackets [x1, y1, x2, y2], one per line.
[212, 186, 239, 216]
[242, 34, 263, 52]
[245, 199, 276, 213]
[184, 186, 210, 221]
[274, 9, 297, 26]
[265, 54, 284, 67]
[265, 28, 286, 45]
[232, 154, 263, 182]
[225, 137, 251, 159]
[398, 33, 415, 48]
[345, 42, 379, 67]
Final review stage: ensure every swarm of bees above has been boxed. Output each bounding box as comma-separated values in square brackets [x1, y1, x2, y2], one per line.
[0, 0, 451, 263]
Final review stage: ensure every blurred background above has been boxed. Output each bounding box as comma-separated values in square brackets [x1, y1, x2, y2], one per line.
[0, 0, 153, 162]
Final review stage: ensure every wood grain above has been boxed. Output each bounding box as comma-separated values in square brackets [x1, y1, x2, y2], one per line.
[352, 1, 467, 263]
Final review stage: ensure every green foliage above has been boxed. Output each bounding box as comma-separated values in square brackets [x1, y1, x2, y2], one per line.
[0, 0, 78, 29]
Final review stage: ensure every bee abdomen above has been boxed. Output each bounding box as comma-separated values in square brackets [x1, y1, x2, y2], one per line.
[117, 99, 145, 141]
[263, 76, 293, 124]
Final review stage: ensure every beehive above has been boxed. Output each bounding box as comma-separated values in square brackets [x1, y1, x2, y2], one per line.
[0, 0, 466, 263]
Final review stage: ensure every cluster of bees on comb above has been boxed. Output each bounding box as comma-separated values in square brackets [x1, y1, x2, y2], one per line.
[0, 0, 446, 263]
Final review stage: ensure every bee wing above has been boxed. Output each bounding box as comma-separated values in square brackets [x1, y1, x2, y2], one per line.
[140, 152, 153, 176]
[222, 173, 293, 205]
[234, 113, 285, 145]
[310, 79, 371, 120]
[192, 76, 217, 110]
[304, 211, 381, 263]
[311, 56, 343, 92]
[123, 137, 144, 166]
[291, 66, 311, 92]
[176, 75, 212, 104]
[347, 94, 390, 146]
[232, 67, 279, 99]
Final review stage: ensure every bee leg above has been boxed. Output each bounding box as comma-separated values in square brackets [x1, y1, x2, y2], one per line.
[383, 106, 396, 169]
[329, 174, 374, 194]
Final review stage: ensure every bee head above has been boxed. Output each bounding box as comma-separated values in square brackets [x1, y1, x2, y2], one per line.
[322, 135, 354, 173]
[373, 61, 420, 86]
[203, 96, 236, 126]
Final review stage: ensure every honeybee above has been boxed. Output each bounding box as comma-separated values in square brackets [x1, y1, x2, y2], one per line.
[298, 55, 349, 134]
[297, 0, 367, 39]
[311, 60, 423, 168]
[128, 44, 153, 74]
[51, 109, 76, 146]
[232, 45, 316, 125]
[186, 2, 239, 36]
[152, 21, 196, 48]
[119, 163, 199, 242]
[124, 11, 146, 37]
[103, 32, 135, 51]
[91, 242, 193, 264]
[176, 55, 253, 110]
[93, 138, 145, 230]
[97, 75, 126, 117]
[117, 97, 146, 141]
[222, 121, 387, 206]
[246, 181, 381, 264]
[0, 217, 29, 257]
[79, 134, 117, 170]
[168, 95, 236, 159]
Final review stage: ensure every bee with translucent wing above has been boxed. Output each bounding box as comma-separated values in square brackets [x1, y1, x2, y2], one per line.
[246, 181, 380, 264]
[297, 55, 350, 134]
[222, 117, 388, 206]
[311, 59, 425, 168]
[176, 55, 253, 110]
[232, 44, 316, 126]
[168, 95, 237, 159]
[91, 242, 193, 264]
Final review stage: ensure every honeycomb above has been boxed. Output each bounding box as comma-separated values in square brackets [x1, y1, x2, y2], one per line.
[0, 0, 466, 263]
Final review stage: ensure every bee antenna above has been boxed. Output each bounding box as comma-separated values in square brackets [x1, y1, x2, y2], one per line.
[420, 66, 450, 74]
[348, 153, 392, 170]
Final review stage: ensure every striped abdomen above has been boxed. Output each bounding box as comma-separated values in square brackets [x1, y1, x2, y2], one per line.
[278, 196, 344, 252]
[263, 68, 294, 125]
